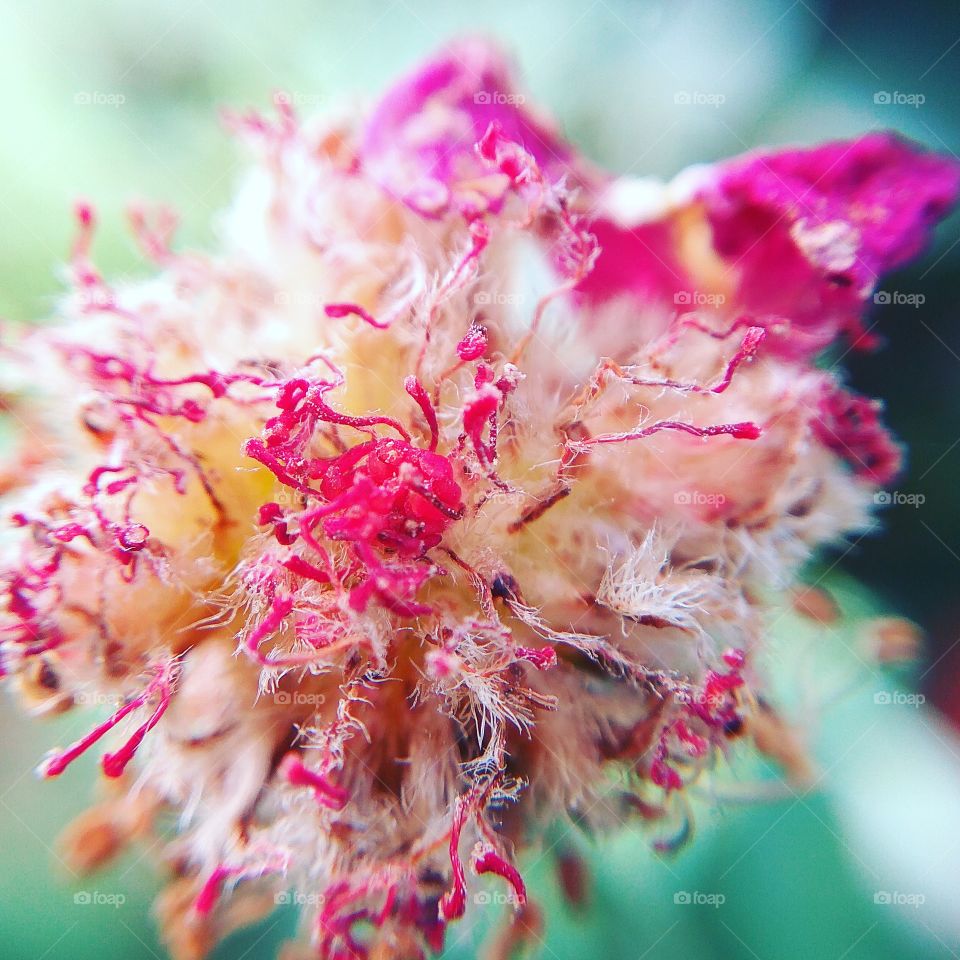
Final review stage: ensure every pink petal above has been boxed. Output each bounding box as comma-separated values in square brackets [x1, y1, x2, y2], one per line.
[575, 216, 693, 307]
[702, 132, 960, 352]
[578, 134, 959, 358]
[361, 38, 580, 218]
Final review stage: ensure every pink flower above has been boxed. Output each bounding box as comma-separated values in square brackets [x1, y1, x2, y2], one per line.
[1, 38, 956, 960]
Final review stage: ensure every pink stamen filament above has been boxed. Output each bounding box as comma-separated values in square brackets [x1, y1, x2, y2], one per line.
[324, 302, 390, 330]
[473, 847, 526, 906]
[101, 685, 172, 778]
[626, 326, 766, 395]
[39, 666, 174, 779]
[193, 864, 237, 916]
[438, 797, 469, 921]
[244, 595, 294, 662]
[404, 376, 439, 452]
[583, 418, 761, 447]
[280, 753, 348, 810]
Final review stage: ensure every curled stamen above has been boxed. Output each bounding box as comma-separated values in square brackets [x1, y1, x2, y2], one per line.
[324, 302, 390, 330]
[279, 752, 348, 810]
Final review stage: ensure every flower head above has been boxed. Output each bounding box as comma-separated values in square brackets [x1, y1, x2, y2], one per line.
[2, 38, 957, 960]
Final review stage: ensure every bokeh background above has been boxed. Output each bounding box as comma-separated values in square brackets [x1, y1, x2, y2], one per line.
[1, 1, 959, 958]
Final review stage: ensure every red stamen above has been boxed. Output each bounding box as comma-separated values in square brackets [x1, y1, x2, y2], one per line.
[439, 797, 469, 921]
[324, 302, 390, 330]
[583, 419, 761, 447]
[39, 664, 175, 778]
[626, 326, 766, 395]
[244, 595, 294, 662]
[279, 752, 348, 810]
[193, 865, 236, 917]
[472, 846, 526, 906]
[101, 684, 172, 778]
[39, 696, 145, 778]
[404, 376, 439, 452]
[456, 323, 488, 362]
[514, 646, 557, 670]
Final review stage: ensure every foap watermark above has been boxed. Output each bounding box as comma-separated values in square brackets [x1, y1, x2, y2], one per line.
[674, 490, 727, 508]
[73, 890, 126, 908]
[474, 889, 523, 906]
[474, 90, 526, 106]
[74, 91, 126, 108]
[874, 490, 925, 508]
[74, 690, 125, 708]
[674, 689, 727, 709]
[275, 290, 324, 307]
[480, 487, 526, 506]
[874, 690, 925, 707]
[673, 91, 726, 107]
[275, 890, 325, 907]
[274, 91, 322, 108]
[874, 290, 925, 308]
[674, 890, 725, 907]
[474, 291, 524, 306]
[674, 290, 726, 307]
[874, 91, 925, 108]
[71, 288, 114, 312]
[271, 488, 308, 508]
[874, 890, 925, 908]
[274, 690, 327, 707]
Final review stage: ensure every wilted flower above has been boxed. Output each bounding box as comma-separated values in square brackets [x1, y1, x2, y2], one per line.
[1, 38, 957, 960]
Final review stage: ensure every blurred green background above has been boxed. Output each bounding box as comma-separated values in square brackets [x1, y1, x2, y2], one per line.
[2, 1, 960, 958]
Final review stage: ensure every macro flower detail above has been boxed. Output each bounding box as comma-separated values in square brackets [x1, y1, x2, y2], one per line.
[1, 37, 957, 960]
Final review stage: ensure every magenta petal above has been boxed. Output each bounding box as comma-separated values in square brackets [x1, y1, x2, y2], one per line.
[361, 38, 577, 218]
[576, 216, 693, 306]
[702, 132, 960, 352]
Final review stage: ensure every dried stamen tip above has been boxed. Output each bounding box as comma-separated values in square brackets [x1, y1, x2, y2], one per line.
[472, 845, 527, 907]
[323, 302, 389, 330]
[456, 323, 488, 362]
[279, 753, 348, 810]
